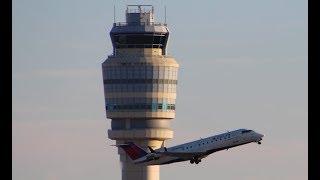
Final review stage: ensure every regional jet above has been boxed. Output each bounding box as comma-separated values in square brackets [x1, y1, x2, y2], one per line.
[114, 128, 264, 165]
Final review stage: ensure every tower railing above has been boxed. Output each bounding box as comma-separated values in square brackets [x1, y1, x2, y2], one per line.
[113, 22, 167, 27]
[115, 44, 163, 48]
[126, 5, 154, 14]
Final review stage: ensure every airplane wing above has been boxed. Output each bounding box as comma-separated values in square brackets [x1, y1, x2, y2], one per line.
[147, 145, 208, 159]
[159, 151, 206, 159]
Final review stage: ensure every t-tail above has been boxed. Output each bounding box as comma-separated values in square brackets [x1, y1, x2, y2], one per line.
[116, 142, 148, 160]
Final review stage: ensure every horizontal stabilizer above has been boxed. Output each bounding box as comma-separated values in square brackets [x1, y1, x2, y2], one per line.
[110, 143, 130, 147]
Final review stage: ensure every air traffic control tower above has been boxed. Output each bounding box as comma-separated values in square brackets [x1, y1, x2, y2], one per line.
[102, 5, 179, 180]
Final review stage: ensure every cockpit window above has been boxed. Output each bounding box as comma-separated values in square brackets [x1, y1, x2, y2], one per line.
[241, 130, 252, 134]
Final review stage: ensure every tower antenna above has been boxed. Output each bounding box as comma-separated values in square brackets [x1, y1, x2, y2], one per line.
[164, 5, 167, 24]
[113, 5, 116, 23]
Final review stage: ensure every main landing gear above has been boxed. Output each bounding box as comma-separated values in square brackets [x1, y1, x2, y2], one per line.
[257, 141, 261, 145]
[190, 158, 201, 164]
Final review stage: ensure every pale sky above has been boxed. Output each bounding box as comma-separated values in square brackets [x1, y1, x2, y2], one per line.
[13, 0, 307, 180]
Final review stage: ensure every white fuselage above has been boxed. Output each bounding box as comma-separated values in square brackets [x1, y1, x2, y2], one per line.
[135, 129, 263, 165]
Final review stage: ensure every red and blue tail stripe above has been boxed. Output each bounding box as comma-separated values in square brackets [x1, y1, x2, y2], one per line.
[118, 142, 148, 160]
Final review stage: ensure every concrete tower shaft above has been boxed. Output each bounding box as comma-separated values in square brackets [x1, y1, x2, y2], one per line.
[102, 5, 179, 180]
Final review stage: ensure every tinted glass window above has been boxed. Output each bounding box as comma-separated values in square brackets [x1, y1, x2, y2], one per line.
[113, 34, 166, 48]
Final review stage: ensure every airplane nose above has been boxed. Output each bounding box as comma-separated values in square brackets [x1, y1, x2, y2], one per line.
[255, 133, 264, 138]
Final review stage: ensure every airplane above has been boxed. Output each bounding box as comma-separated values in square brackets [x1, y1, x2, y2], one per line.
[113, 128, 264, 165]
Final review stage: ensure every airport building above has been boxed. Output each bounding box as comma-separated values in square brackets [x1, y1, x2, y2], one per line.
[102, 5, 179, 180]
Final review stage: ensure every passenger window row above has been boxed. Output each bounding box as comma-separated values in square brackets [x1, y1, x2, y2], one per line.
[177, 134, 235, 151]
